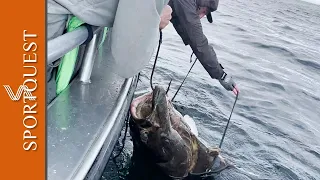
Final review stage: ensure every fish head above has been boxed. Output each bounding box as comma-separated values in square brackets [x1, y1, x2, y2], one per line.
[130, 85, 171, 134]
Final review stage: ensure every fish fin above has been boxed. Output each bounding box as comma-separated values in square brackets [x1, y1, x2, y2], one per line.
[183, 115, 199, 137]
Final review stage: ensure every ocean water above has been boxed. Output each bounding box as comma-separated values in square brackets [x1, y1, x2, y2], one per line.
[101, 0, 320, 179]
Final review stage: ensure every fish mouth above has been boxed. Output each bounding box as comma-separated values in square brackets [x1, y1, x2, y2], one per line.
[130, 86, 168, 122]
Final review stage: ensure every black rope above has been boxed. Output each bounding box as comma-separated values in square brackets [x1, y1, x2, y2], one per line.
[171, 53, 197, 101]
[112, 111, 130, 160]
[166, 79, 173, 94]
[219, 92, 239, 148]
[150, 30, 163, 90]
[188, 165, 232, 179]
[111, 111, 131, 178]
[187, 92, 239, 178]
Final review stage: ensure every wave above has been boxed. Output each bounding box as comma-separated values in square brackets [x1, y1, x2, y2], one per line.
[295, 58, 320, 71]
[247, 42, 297, 58]
[282, 25, 295, 31]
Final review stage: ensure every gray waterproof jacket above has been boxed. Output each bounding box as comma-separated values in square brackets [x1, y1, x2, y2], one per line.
[168, 0, 224, 80]
[48, 0, 168, 40]
[47, 0, 169, 104]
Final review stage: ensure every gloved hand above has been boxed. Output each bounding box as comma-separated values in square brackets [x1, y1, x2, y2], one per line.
[219, 72, 239, 95]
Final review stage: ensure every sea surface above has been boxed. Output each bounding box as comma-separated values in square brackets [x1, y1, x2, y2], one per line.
[101, 0, 320, 179]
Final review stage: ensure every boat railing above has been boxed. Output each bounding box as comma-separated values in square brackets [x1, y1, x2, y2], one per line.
[48, 25, 103, 84]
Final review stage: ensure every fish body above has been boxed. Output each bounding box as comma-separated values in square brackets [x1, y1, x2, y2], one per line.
[129, 86, 252, 179]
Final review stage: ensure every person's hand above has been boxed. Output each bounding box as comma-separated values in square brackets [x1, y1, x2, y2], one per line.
[159, 5, 172, 30]
[219, 72, 239, 95]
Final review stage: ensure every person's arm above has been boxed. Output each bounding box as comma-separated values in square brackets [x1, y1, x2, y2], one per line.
[170, 0, 224, 80]
[103, 0, 169, 78]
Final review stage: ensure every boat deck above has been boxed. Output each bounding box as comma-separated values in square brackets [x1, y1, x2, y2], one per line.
[47, 27, 138, 180]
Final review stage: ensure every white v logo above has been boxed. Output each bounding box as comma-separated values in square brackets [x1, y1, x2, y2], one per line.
[3, 85, 36, 101]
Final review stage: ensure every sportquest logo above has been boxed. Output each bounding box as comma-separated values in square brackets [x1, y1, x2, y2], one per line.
[1, 30, 40, 151]
[3, 85, 36, 101]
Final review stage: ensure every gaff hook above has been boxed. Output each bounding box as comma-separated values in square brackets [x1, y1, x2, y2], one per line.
[150, 30, 163, 90]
